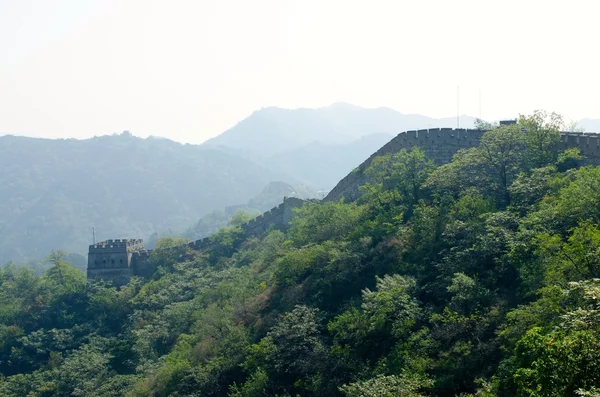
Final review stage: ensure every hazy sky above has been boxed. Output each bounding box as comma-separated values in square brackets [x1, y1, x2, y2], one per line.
[1, 0, 598, 144]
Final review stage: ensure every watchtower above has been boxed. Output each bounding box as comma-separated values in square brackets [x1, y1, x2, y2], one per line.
[87, 239, 145, 285]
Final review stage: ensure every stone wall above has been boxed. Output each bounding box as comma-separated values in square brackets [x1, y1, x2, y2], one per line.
[324, 129, 600, 203]
[87, 239, 144, 285]
[90, 128, 600, 285]
[241, 196, 306, 236]
[126, 196, 308, 280]
[559, 132, 600, 165]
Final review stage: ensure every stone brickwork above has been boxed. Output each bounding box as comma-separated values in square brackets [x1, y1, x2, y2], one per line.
[559, 132, 600, 165]
[88, 197, 308, 284]
[324, 129, 600, 203]
[87, 239, 144, 285]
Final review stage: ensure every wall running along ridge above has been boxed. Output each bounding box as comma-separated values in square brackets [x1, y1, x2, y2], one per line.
[323, 129, 600, 203]
[87, 197, 307, 284]
[88, 129, 599, 285]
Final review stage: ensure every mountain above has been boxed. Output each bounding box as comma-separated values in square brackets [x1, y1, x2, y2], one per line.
[265, 133, 395, 190]
[0, 132, 276, 264]
[4, 120, 600, 396]
[0, 104, 494, 264]
[202, 102, 478, 158]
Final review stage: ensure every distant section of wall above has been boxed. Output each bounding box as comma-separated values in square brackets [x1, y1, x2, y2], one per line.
[93, 197, 309, 284]
[324, 129, 600, 203]
[241, 196, 306, 236]
[87, 239, 144, 285]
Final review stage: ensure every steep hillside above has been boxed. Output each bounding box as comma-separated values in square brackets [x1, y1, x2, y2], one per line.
[4, 115, 600, 396]
[0, 133, 275, 263]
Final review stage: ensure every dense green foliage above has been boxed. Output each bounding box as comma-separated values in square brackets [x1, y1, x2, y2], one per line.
[2, 112, 600, 396]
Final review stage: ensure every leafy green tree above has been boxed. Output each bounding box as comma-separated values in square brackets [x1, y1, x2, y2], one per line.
[509, 166, 558, 215]
[519, 110, 563, 168]
[528, 166, 600, 232]
[360, 148, 434, 233]
[244, 305, 327, 396]
[340, 374, 432, 397]
[148, 237, 192, 276]
[427, 124, 548, 207]
[288, 201, 363, 246]
[363, 148, 435, 209]
[537, 222, 600, 284]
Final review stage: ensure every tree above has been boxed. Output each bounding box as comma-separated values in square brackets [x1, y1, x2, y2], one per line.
[519, 110, 563, 168]
[340, 374, 432, 397]
[536, 222, 600, 284]
[288, 201, 363, 246]
[477, 124, 526, 206]
[427, 124, 531, 207]
[243, 305, 327, 396]
[361, 148, 435, 215]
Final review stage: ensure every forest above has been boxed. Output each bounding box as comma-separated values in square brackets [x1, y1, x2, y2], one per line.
[1, 112, 600, 396]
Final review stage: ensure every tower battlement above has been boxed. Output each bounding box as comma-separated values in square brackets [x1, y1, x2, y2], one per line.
[87, 239, 146, 285]
[88, 239, 144, 252]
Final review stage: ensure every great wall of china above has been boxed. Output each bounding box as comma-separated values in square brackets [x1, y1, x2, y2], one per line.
[88, 127, 600, 285]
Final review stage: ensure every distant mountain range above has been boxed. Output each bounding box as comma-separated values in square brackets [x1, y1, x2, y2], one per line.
[202, 102, 477, 158]
[202, 102, 477, 190]
[7, 103, 592, 264]
[0, 133, 275, 263]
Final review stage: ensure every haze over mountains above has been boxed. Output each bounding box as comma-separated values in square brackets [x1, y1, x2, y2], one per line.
[202, 102, 478, 157]
[1, 103, 594, 265]
[0, 133, 275, 263]
[202, 103, 477, 189]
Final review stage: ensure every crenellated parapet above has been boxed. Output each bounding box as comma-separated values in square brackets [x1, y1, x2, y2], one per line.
[87, 238, 146, 285]
[324, 128, 600, 203]
[88, 238, 144, 253]
[88, 197, 309, 284]
[559, 132, 600, 163]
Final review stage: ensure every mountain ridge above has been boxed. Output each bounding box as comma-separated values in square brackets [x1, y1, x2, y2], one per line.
[201, 104, 478, 157]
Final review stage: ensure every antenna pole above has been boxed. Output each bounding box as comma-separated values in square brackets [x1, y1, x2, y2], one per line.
[92, 226, 96, 245]
[457, 85, 460, 128]
[479, 89, 482, 121]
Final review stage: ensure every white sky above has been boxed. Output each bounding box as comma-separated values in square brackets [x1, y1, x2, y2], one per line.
[0, 0, 598, 144]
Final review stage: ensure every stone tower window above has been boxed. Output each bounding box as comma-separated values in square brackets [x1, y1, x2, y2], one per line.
[111, 259, 115, 265]
[120, 259, 123, 265]
[103, 259, 106, 264]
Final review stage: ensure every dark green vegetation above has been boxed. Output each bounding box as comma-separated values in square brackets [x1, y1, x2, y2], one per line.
[2, 112, 600, 396]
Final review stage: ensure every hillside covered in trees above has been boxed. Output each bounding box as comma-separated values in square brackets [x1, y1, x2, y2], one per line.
[2, 112, 600, 396]
[1, 103, 472, 266]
